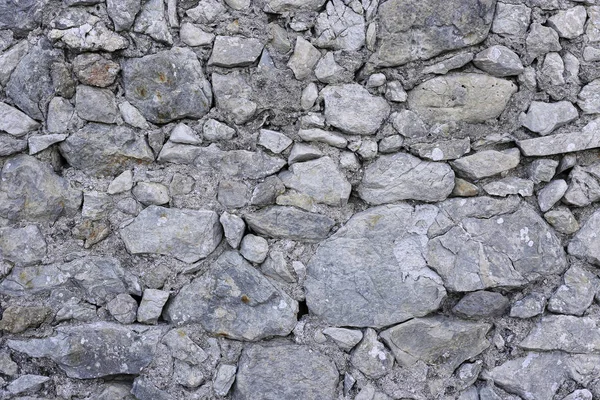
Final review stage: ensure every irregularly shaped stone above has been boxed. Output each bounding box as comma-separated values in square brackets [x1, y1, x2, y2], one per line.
[47, 97, 77, 134]
[28, 133, 68, 154]
[72, 53, 120, 87]
[203, 119, 235, 141]
[526, 23, 561, 61]
[239, 234, 269, 263]
[314, 0, 364, 51]
[170, 123, 201, 144]
[545, 208, 579, 234]
[422, 53, 474, 75]
[0, 155, 81, 222]
[297, 128, 347, 148]
[450, 149, 520, 180]
[233, 343, 338, 399]
[162, 328, 208, 365]
[108, 170, 134, 195]
[131, 376, 172, 400]
[133, 0, 172, 44]
[322, 327, 363, 351]
[537, 179, 567, 212]
[568, 209, 600, 265]
[8, 322, 161, 379]
[212, 71, 257, 124]
[548, 6, 586, 39]
[385, 81, 407, 102]
[258, 129, 292, 154]
[529, 159, 558, 184]
[180, 22, 214, 46]
[322, 83, 390, 135]
[483, 177, 534, 197]
[378, 135, 404, 154]
[245, 206, 334, 242]
[548, 265, 598, 316]
[539, 52, 565, 86]
[218, 180, 249, 208]
[578, 79, 600, 114]
[492, 3, 531, 36]
[0, 40, 27, 86]
[75, 85, 118, 124]
[288, 143, 322, 164]
[214, 364, 237, 396]
[0, 102, 39, 136]
[121, 206, 222, 263]
[122, 47, 212, 124]
[132, 182, 170, 206]
[220, 212, 246, 249]
[563, 390, 593, 400]
[137, 289, 169, 324]
[453, 291, 509, 319]
[517, 120, 600, 156]
[520, 315, 600, 353]
[106, 0, 141, 31]
[510, 293, 546, 319]
[521, 101, 578, 135]
[380, 316, 491, 375]
[174, 360, 204, 388]
[0, 353, 18, 377]
[473, 46, 524, 77]
[410, 138, 470, 161]
[7, 374, 49, 395]
[165, 251, 297, 340]
[408, 74, 517, 123]
[371, 0, 496, 67]
[107, 293, 138, 324]
[359, 153, 454, 204]
[0, 305, 50, 333]
[60, 123, 154, 176]
[452, 178, 479, 197]
[350, 328, 394, 379]
[306, 204, 447, 327]
[0, 225, 46, 266]
[288, 36, 321, 80]
[563, 163, 600, 207]
[392, 110, 427, 139]
[208, 36, 264, 67]
[49, 20, 129, 52]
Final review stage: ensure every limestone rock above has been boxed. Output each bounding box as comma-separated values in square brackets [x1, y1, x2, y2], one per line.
[529, 159, 558, 184]
[547, 6, 586, 39]
[132, 182, 170, 206]
[510, 293, 546, 319]
[409, 138, 470, 161]
[537, 179, 567, 212]
[350, 329, 394, 379]
[214, 364, 237, 396]
[245, 206, 334, 242]
[568, 209, 600, 265]
[0, 225, 46, 266]
[297, 128, 347, 148]
[422, 53, 474, 75]
[121, 206, 222, 263]
[220, 212, 246, 249]
[453, 291, 509, 318]
[520, 101, 578, 135]
[322, 327, 363, 351]
[473, 45, 524, 77]
[133, 0, 172, 44]
[578, 79, 600, 114]
[545, 208, 579, 234]
[209, 36, 264, 67]
[107, 293, 138, 324]
[0, 102, 39, 136]
[314, 0, 365, 51]
[165, 251, 297, 341]
[526, 23, 561, 61]
[450, 149, 520, 180]
[180, 22, 214, 47]
[28, 133, 68, 154]
[0, 0, 45, 36]
[548, 265, 598, 316]
[564, 163, 600, 207]
[305, 204, 447, 327]
[137, 289, 170, 324]
[72, 53, 120, 87]
[75, 85, 118, 124]
[287, 37, 321, 80]
[239, 234, 269, 263]
[258, 129, 292, 154]
[519, 315, 600, 353]
[483, 177, 534, 197]
[6, 374, 49, 395]
[106, 0, 141, 31]
[0, 305, 50, 333]
[49, 21, 129, 52]
[212, 72, 257, 124]
[517, 119, 600, 156]
[492, 3, 531, 36]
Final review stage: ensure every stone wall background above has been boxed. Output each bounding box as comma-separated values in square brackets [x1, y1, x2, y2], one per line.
[0, 0, 600, 398]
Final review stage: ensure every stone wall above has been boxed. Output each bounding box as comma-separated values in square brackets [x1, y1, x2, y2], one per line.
[0, 0, 599, 398]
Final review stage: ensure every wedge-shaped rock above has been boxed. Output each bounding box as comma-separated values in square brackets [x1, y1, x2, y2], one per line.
[7, 322, 161, 379]
[450, 149, 520, 180]
[380, 316, 491, 375]
[0, 155, 81, 222]
[564, 163, 600, 207]
[264, 0, 327, 13]
[305, 204, 447, 327]
[569, 209, 600, 265]
[59, 123, 154, 177]
[359, 153, 455, 204]
[516, 118, 600, 156]
[408, 73, 517, 123]
[0, 225, 46, 266]
[279, 157, 351, 206]
[233, 343, 338, 399]
[520, 101, 578, 136]
[165, 251, 297, 341]
[244, 206, 334, 242]
[122, 47, 212, 123]
[0, 102, 39, 136]
[314, 0, 365, 51]
[121, 206, 222, 263]
[372, 0, 496, 67]
[520, 315, 600, 353]
[208, 36, 264, 67]
[548, 265, 598, 316]
[427, 198, 567, 292]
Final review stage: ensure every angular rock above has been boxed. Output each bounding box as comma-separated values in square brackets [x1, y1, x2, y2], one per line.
[350, 328, 394, 379]
[548, 6, 586, 39]
[545, 208, 579, 234]
[510, 293, 546, 319]
[564, 163, 600, 207]
[28, 133, 68, 154]
[287, 36, 321, 80]
[314, 0, 365, 51]
[258, 129, 292, 154]
[239, 234, 269, 264]
[297, 128, 347, 148]
[568, 209, 600, 265]
[578, 79, 600, 114]
[492, 3, 531, 36]
[453, 291, 509, 318]
[548, 265, 598, 316]
[450, 149, 520, 180]
[162, 328, 208, 365]
[422, 53, 474, 75]
[529, 159, 558, 184]
[0, 0, 44, 36]
[380, 316, 491, 375]
[131, 376, 172, 400]
[314, 52, 347, 84]
[0, 155, 81, 222]
[473, 45, 524, 77]
[322, 83, 390, 135]
[379, 135, 404, 154]
[122, 47, 212, 124]
[137, 289, 170, 324]
[47, 97, 77, 134]
[410, 138, 471, 161]
[203, 119, 235, 141]
[165, 251, 297, 341]
[49, 21, 129, 52]
[0, 305, 50, 333]
[180, 22, 214, 47]
[519, 315, 600, 353]
[133, 0, 172, 44]
[220, 212, 246, 249]
[233, 343, 338, 399]
[72, 53, 120, 87]
[385, 81, 407, 102]
[170, 123, 201, 144]
[0, 225, 46, 266]
[0, 40, 28, 86]
[563, 390, 593, 400]
[288, 143, 322, 164]
[371, 0, 496, 66]
[208, 36, 264, 67]
[359, 153, 455, 203]
[121, 206, 222, 263]
[132, 182, 170, 206]
[211, 72, 256, 124]
[521, 101, 578, 135]
[75, 85, 118, 124]
[526, 23, 561, 61]
[0, 102, 39, 136]
[7, 374, 49, 395]
[107, 293, 138, 324]
[408, 74, 517, 123]
[214, 364, 237, 396]
[537, 179, 567, 212]
[108, 170, 134, 194]
[218, 180, 249, 208]
[483, 177, 534, 197]
[106, 0, 141, 31]
[392, 110, 427, 139]
[517, 123, 600, 157]
[322, 327, 363, 351]
[279, 157, 351, 206]
[306, 204, 447, 327]
[59, 123, 154, 176]
[8, 322, 161, 379]
[245, 206, 334, 242]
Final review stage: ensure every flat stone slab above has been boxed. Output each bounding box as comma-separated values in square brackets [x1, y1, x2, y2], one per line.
[569, 209, 600, 265]
[519, 315, 600, 353]
[244, 206, 335, 242]
[517, 121, 600, 156]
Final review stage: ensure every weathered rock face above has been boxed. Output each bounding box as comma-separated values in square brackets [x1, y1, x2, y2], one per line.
[568, 209, 600, 265]
[165, 251, 297, 340]
[233, 343, 338, 400]
[372, 0, 497, 67]
[519, 315, 600, 353]
[122, 48, 212, 123]
[245, 206, 335, 242]
[305, 204, 447, 327]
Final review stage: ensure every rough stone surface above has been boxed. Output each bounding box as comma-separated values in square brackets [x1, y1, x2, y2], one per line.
[450, 149, 520, 180]
[453, 291, 509, 318]
[548, 265, 598, 316]
[519, 315, 600, 353]
[520, 101, 578, 135]
[473, 45, 524, 77]
[245, 206, 334, 242]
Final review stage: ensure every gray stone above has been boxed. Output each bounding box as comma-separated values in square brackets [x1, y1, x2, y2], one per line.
[60, 123, 154, 176]
[378, 135, 404, 154]
[261, 251, 295, 283]
[122, 47, 212, 124]
[564, 163, 600, 207]
[48, 20, 129, 52]
[371, 0, 496, 67]
[427, 198, 567, 292]
[453, 291, 509, 318]
[288, 143, 322, 164]
[510, 293, 546, 319]
[563, 390, 593, 400]
[72, 53, 120, 88]
[288, 37, 321, 80]
[540, 52, 565, 86]
[165, 251, 297, 341]
[422, 53, 474, 75]
[473, 45, 524, 77]
[107, 293, 138, 324]
[526, 23, 561, 61]
[297, 128, 347, 148]
[170, 123, 201, 144]
[322, 83, 390, 135]
[385, 81, 407, 102]
[75, 85, 118, 124]
[220, 212, 246, 249]
[133, 182, 170, 206]
[0, 40, 27, 86]
[244, 206, 334, 242]
[521, 101, 578, 135]
[350, 328, 394, 379]
[174, 360, 204, 388]
[588, 6, 600, 42]
[408, 74, 517, 123]
[483, 177, 534, 197]
[108, 170, 134, 194]
[258, 129, 292, 154]
[0, 0, 44, 36]
[47, 97, 77, 134]
[264, 0, 326, 12]
[0, 102, 39, 136]
[548, 265, 597, 316]
[212, 72, 256, 124]
[548, 6, 586, 39]
[322, 327, 363, 351]
[233, 343, 338, 400]
[162, 328, 208, 365]
[568, 209, 600, 265]
[214, 364, 237, 396]
[218, 180, 249, 208]
[301, 83, 319, 109]
[209, 36, 263, 67]
[131, 376, 172, 400]
[380, 316, 490, 375]
[517, 121, 600, 157]
[106, 0, 141, 31]
[520, 315, 600, 353]
[0, 305, 50, 333]
[410, 138, 471, 161]
[0, 155, 81, 222]
[492, 3, 531, 36]
[8, 322, 161, 379]
[180, 23, 214, 47]
[578, 79, 600, 114]
[583, 46, 600, 62]
[529, 159, 558, 184]
[28, 134, 68, 154]
[357, 139, 379, 160]
[0, 353, 17, 377]
[314, 52, 347, 84]
[392, 110, 427, 139]
[306, 204, 447, 327]
[7, 374, 49, 395]
[239, 234, 269, 263]
[450, 149, 520, 180]
[367, 73, 386, 88]
[121, 206, 222, 263]
[133, 0, 172, 44]
[0, 225, 46, 267]
[545, 208, 579, 234]
[186, 0, 225, 23]
[203, 119, 235, 141]
[137, 289, 170, 324]
[453, 178, 479, 197]
[279, 157, 351, 206]
[314, 0, 365, 51]
[359, 153, 455, 204]
[537, 179, 567, 212]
